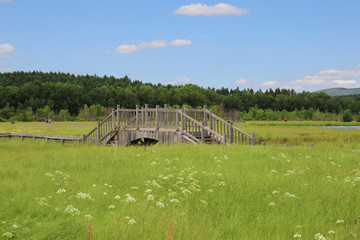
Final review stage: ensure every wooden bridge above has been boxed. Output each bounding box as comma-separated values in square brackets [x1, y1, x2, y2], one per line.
[83, 105, 256, 146]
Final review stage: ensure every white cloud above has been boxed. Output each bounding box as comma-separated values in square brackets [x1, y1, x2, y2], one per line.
[139, 40, 167, 48]
[170, 39, 192, 46]
[115, 44, 140, 54]
[332, 80, 357, 85]
[235, 79, 248, 85]
[294, 65, 360, 88]
[0, 0, 12, 3]
[260, 80, 278, 86]
[0, 43, 14, 58]
[167, 77, 190, 85]
[114, 39, 192, 54]
[174, 3, 249, 16]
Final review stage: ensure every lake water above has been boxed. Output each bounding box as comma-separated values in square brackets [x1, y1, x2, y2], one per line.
[320, 126, 360, 129]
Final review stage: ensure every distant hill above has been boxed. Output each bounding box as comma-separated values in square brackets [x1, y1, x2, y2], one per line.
[317, 88, 360, 96]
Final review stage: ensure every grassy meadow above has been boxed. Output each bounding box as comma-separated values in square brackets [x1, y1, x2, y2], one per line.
[1, 121, 360, 239]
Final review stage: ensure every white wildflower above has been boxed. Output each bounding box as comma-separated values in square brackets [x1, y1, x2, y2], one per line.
[328, 230, 335, 234]
[114, 195, 121, 200]
[12, 224, 18, 228]
[156, 201, 164, 208]
[314, 233, 326, 240]
[76, 192, 93, 200]
[284, 192, 296, 198]
[108, 185, 112, 188]
[200, 200, 208, 206]
[56, 188, 66, 194]
[2, 232, 13, 238]
[336, 219, 344, 224]
[293, 233, 301, 238]
[103, 192, 107, 196]
[145, 189, 152, 193]
[182, 189, 192, 196]
[270, 169, 278, 173]
[147, 195, 154, 201]
[269, 202, 275, 206]
[151, 162, 157, 167]
[218, 181, 226, 186]
[207, 189, 214, 193]
[108, 205, 115, 209]
[136, 154, 141, 157]
[168, 192, 177, 197]
[104, 183, 108, 186]
[272, 190, 279, 194]
[92, 184, 96, 187]
[125, 194, 136, 203]
[85, 214, 93, 220]
[271, 156, 276, 160]
[64, 204, 80, 216]
[45, 172, 53, 177]
[170, 199, 179, 203]
[128, 219, 136, 225]
[124, 216, 130, 220]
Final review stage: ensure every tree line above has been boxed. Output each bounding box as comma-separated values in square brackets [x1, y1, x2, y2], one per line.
[0, 71, 359, 122]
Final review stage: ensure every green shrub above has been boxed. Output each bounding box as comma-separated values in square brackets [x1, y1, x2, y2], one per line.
[342, 109, 353, 122]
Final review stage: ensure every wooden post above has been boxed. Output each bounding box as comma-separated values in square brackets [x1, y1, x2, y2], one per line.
[145, 104, 148, 127]
[112, 109, 115, 130]
[181, 107, 185, 132]
[183, 105, 187, 131]
[61, 139, 64, 145]
[156, 105, 159, 130]
[136, 105, 139, 129]
[117, 105, 120, 127]
[82, 134, 86, 142]
[204, 105, 207, 127]
[201, 123, 204, 143]
[224, 134, 227, 145]
[164, 104, 167, 126]
[176, 105, 180, 131]
[209, 109, 213, 130]
[141, 107, 144, 127]
[97, 121, 100, 142]
[252, 134, 256, 145]
[21, 136, 24, 141]
[230, 122, 234, 144]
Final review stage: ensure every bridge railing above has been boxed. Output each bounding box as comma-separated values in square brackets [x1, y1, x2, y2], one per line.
[83, 104, 255, 145]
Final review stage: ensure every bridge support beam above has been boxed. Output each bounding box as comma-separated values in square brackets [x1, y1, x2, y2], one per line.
[117, 130, 181, 146]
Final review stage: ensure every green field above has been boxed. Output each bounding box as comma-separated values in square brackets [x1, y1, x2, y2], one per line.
[1, 122, 360, 239]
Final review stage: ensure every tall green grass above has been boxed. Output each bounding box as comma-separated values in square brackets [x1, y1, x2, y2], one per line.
[1, 121, 360, 149]
[1, 140, 360, 239]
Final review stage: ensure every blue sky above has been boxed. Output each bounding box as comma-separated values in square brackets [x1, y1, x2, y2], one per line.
[1, 0, 360, 91]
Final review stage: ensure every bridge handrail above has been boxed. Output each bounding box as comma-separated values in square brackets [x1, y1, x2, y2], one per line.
[179, 111, 225, 143]
[205, 109, 255, 144]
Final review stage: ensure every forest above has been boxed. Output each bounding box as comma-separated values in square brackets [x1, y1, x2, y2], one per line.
[0, 71, 359, 122]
